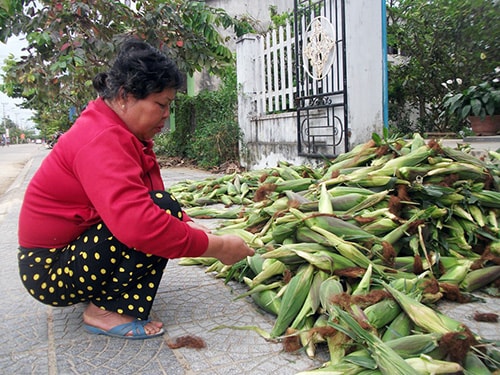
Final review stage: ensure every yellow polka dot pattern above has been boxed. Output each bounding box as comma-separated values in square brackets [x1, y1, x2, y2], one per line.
[17, 190, 180, 320]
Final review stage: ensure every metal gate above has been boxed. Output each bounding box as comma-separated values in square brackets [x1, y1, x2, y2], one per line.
[294, 0, 348, 158]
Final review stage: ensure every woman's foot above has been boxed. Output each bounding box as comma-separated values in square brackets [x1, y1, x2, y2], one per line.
[83, 302, 163, 337]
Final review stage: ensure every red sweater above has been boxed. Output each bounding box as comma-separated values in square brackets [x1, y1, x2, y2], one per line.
[18, 98, 208, 258]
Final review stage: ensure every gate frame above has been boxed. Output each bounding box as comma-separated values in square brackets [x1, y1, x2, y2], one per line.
[294, 0, 348, 158]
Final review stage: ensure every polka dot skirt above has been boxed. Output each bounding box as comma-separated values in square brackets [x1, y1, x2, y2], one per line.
[18, 190, 183, 320]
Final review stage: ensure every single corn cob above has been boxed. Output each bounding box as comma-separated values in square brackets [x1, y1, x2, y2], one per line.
[425, 162, 487, 181]
[251, 289, 282, 316]
[441, 145, 489, 168]
[249, 258, 287, 288]
[319, 276, 344, 314]
[273, 178, 316, 193]
[246, 253, 265, 275]
[405, 354, 463, 374]
[361, 217, 399, 236]
[270, 264, 315, 337]
[469, 205, 486, 227]
[318, 182, 334, 214]
[438, 261, 473, 285]
[459, 265, 500, 292]
[364, 298, 402, 329]
[383, 282, 465, 334]
[381, 311, 413, 342]
[385, 333, 441, 359]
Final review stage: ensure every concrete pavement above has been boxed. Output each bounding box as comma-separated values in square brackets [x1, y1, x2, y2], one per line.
[0, 139, 499, 374]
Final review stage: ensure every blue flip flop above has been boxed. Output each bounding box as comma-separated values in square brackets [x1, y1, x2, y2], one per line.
[84, 319, 165, 340]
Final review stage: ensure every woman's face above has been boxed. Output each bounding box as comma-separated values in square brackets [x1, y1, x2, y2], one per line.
[122, 88, 176, 141]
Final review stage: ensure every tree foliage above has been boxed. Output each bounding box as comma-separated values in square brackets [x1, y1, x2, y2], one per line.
[0, 0, 254, 135]
[387, 0, 500, 134]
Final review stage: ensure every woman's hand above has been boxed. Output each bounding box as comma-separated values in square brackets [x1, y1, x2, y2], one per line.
[202, 234, 255, 265]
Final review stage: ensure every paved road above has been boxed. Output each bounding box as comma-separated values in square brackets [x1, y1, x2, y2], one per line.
[0, 143, 43, 196]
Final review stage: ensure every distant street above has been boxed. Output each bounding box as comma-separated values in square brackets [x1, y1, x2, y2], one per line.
[0, 143, 44, 196]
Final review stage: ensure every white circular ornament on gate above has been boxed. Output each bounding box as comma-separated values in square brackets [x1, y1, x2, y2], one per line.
[303, 16, 336, 80]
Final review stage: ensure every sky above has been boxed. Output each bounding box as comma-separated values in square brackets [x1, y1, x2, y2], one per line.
[0, 35, 35, 129]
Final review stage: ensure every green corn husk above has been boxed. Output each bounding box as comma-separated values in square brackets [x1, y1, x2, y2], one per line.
[329, 193, 372, 211]
[273, 177, 316, 193]
[463, 351, 493, 375]
[352, 264, 373, 296]
[383, 282, 465, 335]
[318, 183, 334, 214]
[405, 354, 463, 374]
[381, 311, 413, 342]
[310, 225, 374, 271]
[343, 190, 390, 216]
[271, 220, 301, 243]
[459, 265, 500, 292]
[249, 258, 287, 288]
[438, 261, 473, 285]
[343, 348, 377, 369]
[293, 250, 337, 273]
[251, 289, 282, 316]
[261, 243, 330, 264]
[295, 361, 364, 375]
[302, 213, 377, 241]
[328, 185, 379, 197]
[442, 145, 490, 167]
[471, 190, 500, 209]
[213, 227, 264, 247]
[487, 210, 499, 231]
[236, 280, 284, 300]
[370, 145, 433, 177]
[270, 264, 315, 337]
[382, 206, 438, 246]
[385, 333, 441, 359]
[291, 270, 329, 329]
[295, 226, 331, 245]
[246, 253, 265, 275]
[319, 276, 344, 314]
[361, 217, 399, 236]
[468, 205, 486, 227]
[364, 298, 402, 329]
[329, 306, 420, 375]
[425, 161, 487, 180]
[177, 256, 218, 266]
[184, 205, 241, 219]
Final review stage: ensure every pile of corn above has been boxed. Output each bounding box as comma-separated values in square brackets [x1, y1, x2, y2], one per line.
[172, 133, 500, 374]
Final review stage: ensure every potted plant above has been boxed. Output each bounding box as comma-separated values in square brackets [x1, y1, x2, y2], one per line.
[441, 67, 500, 136]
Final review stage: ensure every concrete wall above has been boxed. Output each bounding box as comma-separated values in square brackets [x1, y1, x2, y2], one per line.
[237, 1, 384, 170]
[344, 0, 384, 146]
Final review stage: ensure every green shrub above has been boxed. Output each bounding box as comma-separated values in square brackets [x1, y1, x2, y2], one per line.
[154, 65, 240, 168]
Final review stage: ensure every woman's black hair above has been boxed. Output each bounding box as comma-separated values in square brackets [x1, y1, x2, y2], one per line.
[92, 38, 183, 100]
